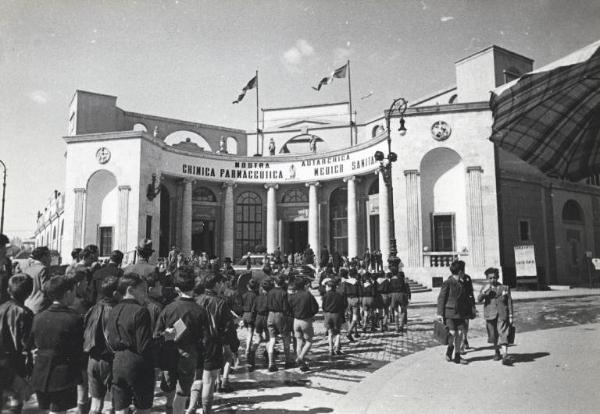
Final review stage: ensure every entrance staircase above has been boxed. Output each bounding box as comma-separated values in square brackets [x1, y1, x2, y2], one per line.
[406, 277, 431, 293]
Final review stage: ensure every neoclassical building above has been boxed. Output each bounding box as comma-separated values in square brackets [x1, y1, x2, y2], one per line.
[56, 44, 600, 287]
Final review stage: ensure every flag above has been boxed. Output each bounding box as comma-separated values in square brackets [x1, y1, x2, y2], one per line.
[232, 75, 257, 104]
[312, 63, 348, 91]
[332, 63, 348, 78]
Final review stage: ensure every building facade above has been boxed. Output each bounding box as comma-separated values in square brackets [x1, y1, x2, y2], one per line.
[53, 45, 600, 287]
[34, 190, 65, 255]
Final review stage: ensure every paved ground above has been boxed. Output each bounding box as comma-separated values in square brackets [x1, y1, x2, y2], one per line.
[14, 288, 600, 413]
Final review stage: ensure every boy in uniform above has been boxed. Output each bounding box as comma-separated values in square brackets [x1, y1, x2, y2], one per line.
[266, 276, 292, 371]
[288, 278, 319, 371]
[240, 279, 258, 369]
[322, 279, 346, 356]
[478, 267, 514, 365]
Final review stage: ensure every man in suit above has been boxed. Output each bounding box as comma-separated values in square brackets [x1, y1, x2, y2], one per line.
[436, 260, 471, 365]
[478, 267, 514, 365]
[90, 250, 123, 303]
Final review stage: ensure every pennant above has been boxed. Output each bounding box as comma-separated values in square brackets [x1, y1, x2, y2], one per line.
[232, 75, 257, 104]
[312, 63, 348, 91]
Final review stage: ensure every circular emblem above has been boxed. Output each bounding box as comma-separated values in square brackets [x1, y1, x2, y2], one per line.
[431, 121, 452, 141]
[96, 147, 111, 164]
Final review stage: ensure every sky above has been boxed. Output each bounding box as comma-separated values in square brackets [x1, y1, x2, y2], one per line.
[0, 0, 599, 240]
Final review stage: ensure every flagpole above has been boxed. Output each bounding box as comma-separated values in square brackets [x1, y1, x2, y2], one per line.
[347, 60, 354, 146]
[255, 69, 260, 155]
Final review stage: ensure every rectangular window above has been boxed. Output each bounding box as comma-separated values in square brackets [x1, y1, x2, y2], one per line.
[432, 214, 455, 252]
[146, 215, 152, 240]
[99, 227, 113, 257]
[519, 220, 531, 241]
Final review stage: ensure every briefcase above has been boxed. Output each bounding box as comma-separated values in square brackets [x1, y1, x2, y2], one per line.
[508, 325, 516, 345]
[433, 320, 451, 345]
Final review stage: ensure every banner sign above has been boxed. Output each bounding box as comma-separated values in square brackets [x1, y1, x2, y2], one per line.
[161, 139, 388, 184]
[514, 245, 537, 277]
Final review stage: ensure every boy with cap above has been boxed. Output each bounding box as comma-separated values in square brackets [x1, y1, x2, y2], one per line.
[341, 268, 361, 342]
[478, 267, 514, 365]
[252, 279, 271, 368]
[240, 279, 258, 369]
[22, 246, 52, 315]
[322, 279, 346, 356]
[266, 276, 292, 371]
[31, 275, 84, 414]
[0, 273, 34, 414]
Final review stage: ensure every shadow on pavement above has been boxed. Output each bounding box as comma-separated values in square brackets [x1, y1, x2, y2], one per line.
[218, 408, 333, 413]
[510, 351, 550, 364]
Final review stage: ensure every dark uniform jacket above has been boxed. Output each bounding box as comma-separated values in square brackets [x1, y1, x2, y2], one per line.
[196, 290, 233, 344]
[389, 273, 411, 297]
[478, 284, 513, 321]
[437, 275, 471, 319]
[23, 260, 50, 315]
[241, 290, 257, 313]
[123, 259, 158, 279]
[342, 278, 360, 298]
[31, 303, 84, 392]
[253, 293, 269, 316]
[360, 276, 377, 297]
[266, 287, 290, 314]
[0, 299, 33, 384]
[322, 290, 346, 314]
[106, 299, 154, 360]
[83, 297, 117, 361]
[155, 296, 208, 355]
[288, 290, 319, 320]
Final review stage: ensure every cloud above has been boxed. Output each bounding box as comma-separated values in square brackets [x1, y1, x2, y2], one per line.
[283, 38, 315, 66]
[28, 90, 49, 104]
[440, 16, 454, 22]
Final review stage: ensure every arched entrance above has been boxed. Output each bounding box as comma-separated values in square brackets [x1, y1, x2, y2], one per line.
[330, 188, 348, 255]
[85, 170, 118, 256]
[234, 191, 263, 258]
[420, 148, 466, 255]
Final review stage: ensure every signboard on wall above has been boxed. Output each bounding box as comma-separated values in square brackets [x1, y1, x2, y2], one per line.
[514, 245, 537, 277]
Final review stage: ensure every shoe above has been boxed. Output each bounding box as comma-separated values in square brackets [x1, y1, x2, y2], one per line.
[329, 349, 334, 356]
[248, 364, 255, 372]
[454, 356, 468, 365]
[219, 383, 234, 393]
[493, 352, 502, 361]
[381, 326, 387, 332]
[284, 361, 297, 369]
[268, 365, 278, 372]
[300, 362, 310, 372]
[346, 333, 355, 342]
[335, 349, 343, 356]
[354, 332, 361, 338]
[445, 346, 454, 362]
[502, 356, 512, 366]
[464, 339, 470, 349]
[445, 354, 452, 362]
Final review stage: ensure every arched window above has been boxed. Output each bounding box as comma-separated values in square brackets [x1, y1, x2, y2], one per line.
[448, 94, 458, 104]
[226, 136, 238, 155]
[193, 186, 216, 202]
[562, 200, 584, 223]
[329, 188, 348, 255]
[372, 125, 384, 138]
[235, 192, 263, 257]
[133, 123, 148, 132]
[281, 189, 308, 203]
[368, 179, 379, 195]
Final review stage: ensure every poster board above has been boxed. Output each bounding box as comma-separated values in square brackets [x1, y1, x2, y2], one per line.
[514, 245, 537, 287]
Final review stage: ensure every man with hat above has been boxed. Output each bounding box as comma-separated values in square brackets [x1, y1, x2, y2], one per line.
[22, 246, 52, 315]
[123, 239, 157, 278]
[91, 250, 124, 304]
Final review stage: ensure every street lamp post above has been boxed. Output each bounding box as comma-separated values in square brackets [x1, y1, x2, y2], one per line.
[0, 160, 6, 234]
[374, 97, 407, 264]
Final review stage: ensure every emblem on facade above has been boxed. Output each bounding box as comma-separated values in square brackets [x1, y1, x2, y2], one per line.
[431, 121, 452, 141]
[96, 147, 111, 164]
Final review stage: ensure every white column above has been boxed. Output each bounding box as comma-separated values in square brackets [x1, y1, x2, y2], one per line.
[182, 179, 193, 256]
[404, 169, 422, 267]
[378, 172, 390, 265]
[467, 166, 485, 266]
[118, 185, 131, 252]
[278, 219, 284, 251]
[222, 182, 235, 259]
[265, 184, 278, 254]
[306, 182, 320, 254]
[73, 188, 86, 248]
[345, 176, 358, 258]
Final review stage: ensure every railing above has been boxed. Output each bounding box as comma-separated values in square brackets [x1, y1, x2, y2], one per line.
[423, 252, 460, 267]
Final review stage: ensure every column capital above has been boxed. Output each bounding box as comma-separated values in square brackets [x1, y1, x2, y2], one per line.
[305, 181, 321, 188]
[343, 175, 360, 183]
[264, 183, 279, 190]
[403, 169, 420, 176]
[221, 182, 237, 189]
[466, 166, 483, 173]
[183, 178, 195, 185]
[118, 185, 131, 191]
[74, 188, 86, 194]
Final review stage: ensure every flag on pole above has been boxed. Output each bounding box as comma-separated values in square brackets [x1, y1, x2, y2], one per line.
[232, 75, 257, 104]
[312, 63, 348, 91]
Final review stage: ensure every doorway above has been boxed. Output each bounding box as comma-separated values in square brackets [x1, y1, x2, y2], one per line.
[192, 219, 215, 257]
[284, 221, 308, 254]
